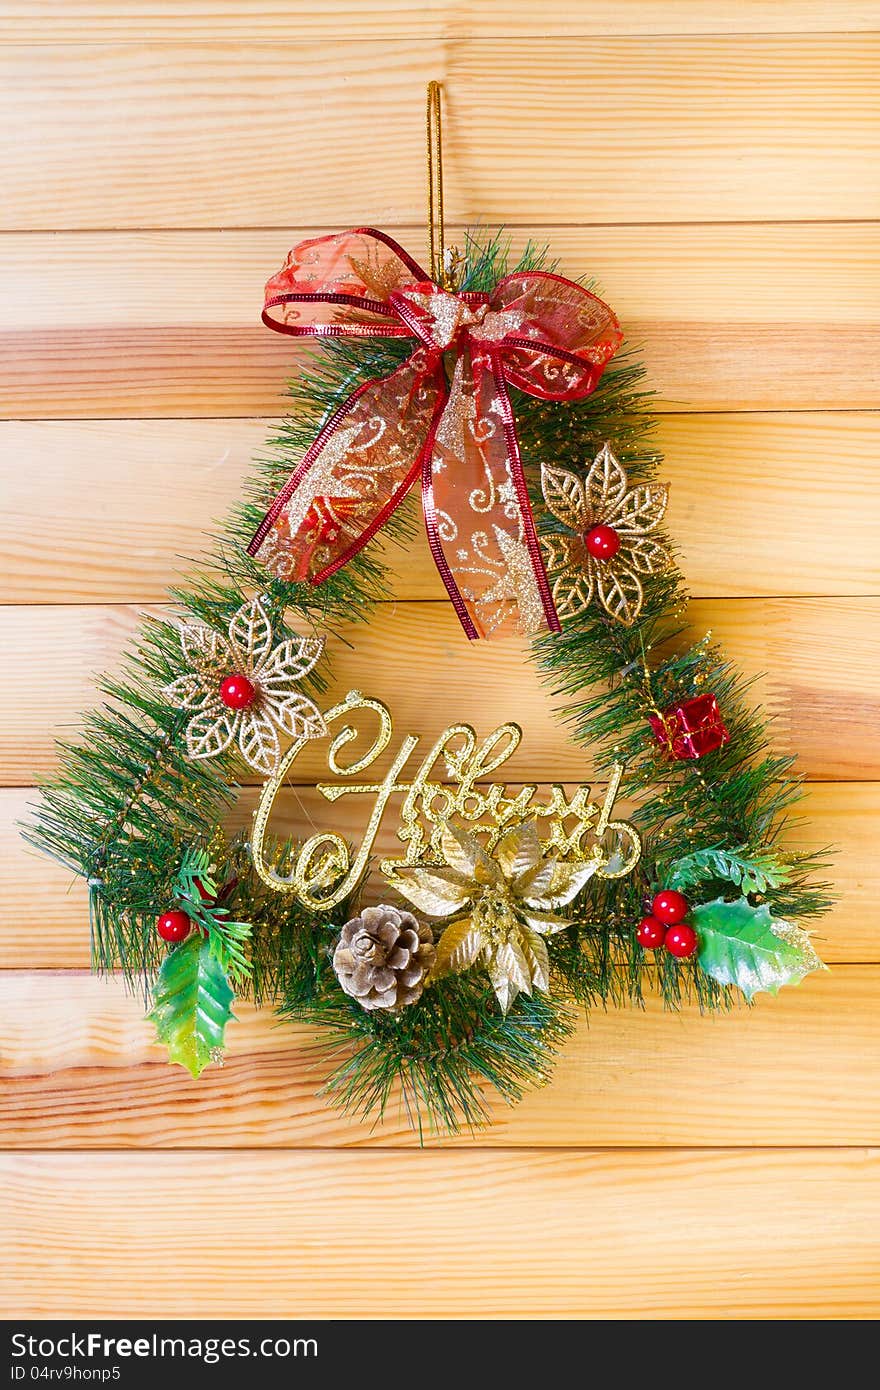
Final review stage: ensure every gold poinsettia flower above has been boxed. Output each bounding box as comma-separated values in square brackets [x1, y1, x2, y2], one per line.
[540, 443, 670, 625]
[390, 820, 598, 1013]
[163, 597, 326, 776]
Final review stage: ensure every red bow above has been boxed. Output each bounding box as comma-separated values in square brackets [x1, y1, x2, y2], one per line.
[248, 229, 622, 640]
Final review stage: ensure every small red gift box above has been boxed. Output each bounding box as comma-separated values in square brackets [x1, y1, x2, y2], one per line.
[648, 692, 730, 761]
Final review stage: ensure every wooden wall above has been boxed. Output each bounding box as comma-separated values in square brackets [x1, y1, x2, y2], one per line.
[1, 2, 879, 1319]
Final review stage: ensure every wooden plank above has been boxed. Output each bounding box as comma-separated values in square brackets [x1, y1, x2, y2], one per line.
[2, 1149, 878, 1316]
[1, 597, 877, 785]
[3, 224, 878, 415]
[5, 2, 879, 43]
[4, 413, 879, 601]
[3, 781, 872, 969]
[0, 967, 874, 1149]
[1, 39, 878, 229]
[10, 226, 878, 331]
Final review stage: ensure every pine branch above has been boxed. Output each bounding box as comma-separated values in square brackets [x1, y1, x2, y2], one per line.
[24, 228, 832, 1132]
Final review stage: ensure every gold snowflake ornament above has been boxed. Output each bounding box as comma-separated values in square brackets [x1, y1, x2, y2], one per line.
[164, 597, 327, 776]
[540, 443, 670, 625]
[390, 820, 598, 1013]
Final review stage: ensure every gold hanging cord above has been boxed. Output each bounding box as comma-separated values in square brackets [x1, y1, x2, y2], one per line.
[426, 80, 448, 286]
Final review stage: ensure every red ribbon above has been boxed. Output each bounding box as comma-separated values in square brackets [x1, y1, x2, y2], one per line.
[248, 228, 622, 640]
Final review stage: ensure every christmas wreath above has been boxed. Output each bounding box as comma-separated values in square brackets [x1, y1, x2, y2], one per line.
[26, 91, 830, 1137]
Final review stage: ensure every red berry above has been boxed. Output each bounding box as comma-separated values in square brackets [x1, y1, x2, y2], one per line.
[636, 915, 666, 949]
[652, 889, 690, 925]
[584, 524, 621, 560]
[219, 673, 256, 710]
[157, 909, 191, 943]
[665, 923, 698, 958]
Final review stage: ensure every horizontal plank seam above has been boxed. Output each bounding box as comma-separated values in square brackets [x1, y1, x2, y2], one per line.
[6, 411, 879, 426]
[6, 590, 880, 608]
[1, 1145, 877, 1157]
[3, 413, 879, 423]
[6, 221, 880, 236]
[3, 592, 873, 608]
[0, 33, 877, 50]
[1, 28, 878, 45]
[2, 218, 880, 234]
[8, 776, 873, 790]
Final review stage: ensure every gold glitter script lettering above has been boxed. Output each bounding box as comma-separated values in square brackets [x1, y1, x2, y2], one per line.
[251, 690, 641, 909]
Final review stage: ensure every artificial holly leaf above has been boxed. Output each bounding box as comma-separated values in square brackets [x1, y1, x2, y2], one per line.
[149, 935, 236, 1077]
[692, 896, 825, 1001]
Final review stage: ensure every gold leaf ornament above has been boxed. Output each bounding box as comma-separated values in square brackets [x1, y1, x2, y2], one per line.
[392, 819, 598, 1012]
[163, 597, 327, 775]
[540, 443, 671, 625]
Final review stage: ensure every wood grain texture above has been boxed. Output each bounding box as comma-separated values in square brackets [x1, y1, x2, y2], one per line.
[2, 1149, 879, 1317]
[3, 781, 872, 969]
[3, 596, 877, 785]
[3, 224, 878, 415]
[12, 226, 878, 329]
[2, 966, 877, 1150]
[4, 413, 879, 601]
[5, 2, 879, 42]
[2, 38, 878, 229]
[2, 3, 877, 1323]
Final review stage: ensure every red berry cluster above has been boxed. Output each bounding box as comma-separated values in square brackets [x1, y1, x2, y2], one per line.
[637, 889, 698, 958]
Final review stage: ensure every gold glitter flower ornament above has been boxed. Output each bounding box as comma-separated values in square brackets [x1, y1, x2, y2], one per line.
[390, 820, 598, 1013]
[540, 443, 670, 625]
[163, 597, 327, 775]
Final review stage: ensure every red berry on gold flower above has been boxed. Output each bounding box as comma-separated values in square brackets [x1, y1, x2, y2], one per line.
[219, 673, 256, 710]
[157, 909, 191, 943]
[665, 923, 698, 958]
[652, 888, 690, 925]
[584, 524, 621, 561]
[636, 915, 666, 949]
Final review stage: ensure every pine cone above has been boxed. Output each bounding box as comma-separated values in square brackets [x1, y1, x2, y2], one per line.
[333, 905, 435, 1012]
